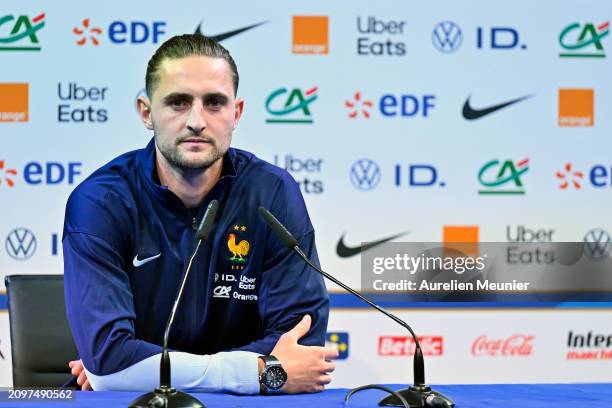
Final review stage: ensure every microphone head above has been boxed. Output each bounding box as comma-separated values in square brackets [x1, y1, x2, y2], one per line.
[258, 207, 299, 249]
[196, 200, 219, 241]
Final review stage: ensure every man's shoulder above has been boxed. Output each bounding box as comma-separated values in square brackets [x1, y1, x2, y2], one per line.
[231, 148, 310, 226]
[65, 148, 144, 228]
[69, 148, 141, 206]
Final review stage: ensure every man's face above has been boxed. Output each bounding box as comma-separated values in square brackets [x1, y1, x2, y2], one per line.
[139, 56, 243, 171]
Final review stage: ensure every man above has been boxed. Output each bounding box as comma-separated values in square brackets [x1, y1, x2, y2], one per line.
[63, 34, 336, 394]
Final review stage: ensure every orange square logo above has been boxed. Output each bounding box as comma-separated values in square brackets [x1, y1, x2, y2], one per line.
[0, 83, 29, 122]
[443, 225, 479, 257]
[558, 88, 594, 127]
[292, 16, 329, 55]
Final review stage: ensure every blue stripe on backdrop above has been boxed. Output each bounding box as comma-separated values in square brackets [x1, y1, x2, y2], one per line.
[327, 293, 612, 308]
[0, 293, 610, 311]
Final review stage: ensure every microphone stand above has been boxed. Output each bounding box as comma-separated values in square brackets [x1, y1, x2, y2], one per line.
[129, 200, 219, 408]
[258, 207, 454, 408]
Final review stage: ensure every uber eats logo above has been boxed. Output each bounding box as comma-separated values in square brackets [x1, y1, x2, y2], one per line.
[356, 16, 407, 56]
[57, 82, 108, 123]
[273, 154, 324, 194]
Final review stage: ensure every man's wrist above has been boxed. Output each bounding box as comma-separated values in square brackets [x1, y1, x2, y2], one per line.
[257, 355, 287, 394]
[257, 356, 265, 374]
[257, 356, 265, 394]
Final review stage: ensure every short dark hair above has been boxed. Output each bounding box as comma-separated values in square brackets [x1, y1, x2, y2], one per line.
[145, 34, 239, 98]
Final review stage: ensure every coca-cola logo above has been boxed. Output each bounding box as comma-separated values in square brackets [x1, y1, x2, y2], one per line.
[378, 336, 443, 356]
[471, 334, 534, 357]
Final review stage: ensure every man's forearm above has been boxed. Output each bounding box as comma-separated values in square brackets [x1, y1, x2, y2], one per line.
[84, 351, 261, 394]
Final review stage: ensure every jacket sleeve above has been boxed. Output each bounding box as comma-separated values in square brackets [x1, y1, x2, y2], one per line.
[63, 187, 260, 392]
[230, 174, 329, 355]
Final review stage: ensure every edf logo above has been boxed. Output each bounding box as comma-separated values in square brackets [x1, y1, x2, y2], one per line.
[381, 94, 435, 117]
[0, 160, 82, 187]
[345, 92, 436, 119]
[109, 21, 165, 44]
[72, 19, 166, 46]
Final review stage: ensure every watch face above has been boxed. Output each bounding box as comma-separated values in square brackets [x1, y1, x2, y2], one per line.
[263, 365, 287, 390]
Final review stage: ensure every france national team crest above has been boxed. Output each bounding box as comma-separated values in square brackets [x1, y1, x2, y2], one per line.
[227, 224, 250, 270]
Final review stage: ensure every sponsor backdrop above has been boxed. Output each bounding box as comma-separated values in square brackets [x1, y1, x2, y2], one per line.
[1, 0, 611, 387]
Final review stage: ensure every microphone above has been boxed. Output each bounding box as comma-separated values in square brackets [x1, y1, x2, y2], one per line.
[257, 207, 454, 408]
[130, 200, 219, 408]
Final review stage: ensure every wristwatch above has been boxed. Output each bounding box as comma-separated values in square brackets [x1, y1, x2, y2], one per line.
[258, 355, 287, 394]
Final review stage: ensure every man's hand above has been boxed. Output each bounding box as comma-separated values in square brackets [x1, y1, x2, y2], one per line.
[68, 360, 92, 391]
[270, 315, 339, 394]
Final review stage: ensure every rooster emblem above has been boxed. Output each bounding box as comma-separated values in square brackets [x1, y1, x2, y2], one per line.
[227, 233, 250, 263]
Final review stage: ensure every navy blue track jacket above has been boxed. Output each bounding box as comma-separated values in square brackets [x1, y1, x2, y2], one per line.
[63, 139, 329, 376]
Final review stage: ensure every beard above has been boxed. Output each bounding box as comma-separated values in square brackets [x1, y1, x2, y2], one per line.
[154, 130, 226, 171]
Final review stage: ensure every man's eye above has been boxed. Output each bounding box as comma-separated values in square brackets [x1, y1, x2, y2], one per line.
[170, 100, 189, 109]
[207, 99, 223, 109]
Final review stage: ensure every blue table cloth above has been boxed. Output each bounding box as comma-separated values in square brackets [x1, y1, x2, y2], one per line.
[0, 384, 610, 407]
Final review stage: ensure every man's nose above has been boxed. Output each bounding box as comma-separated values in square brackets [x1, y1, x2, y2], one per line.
[186, 103, 206, 134]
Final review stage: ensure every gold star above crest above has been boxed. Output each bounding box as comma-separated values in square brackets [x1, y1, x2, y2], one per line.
[233, 225, 240, 231]
[240, 226, 247, 232]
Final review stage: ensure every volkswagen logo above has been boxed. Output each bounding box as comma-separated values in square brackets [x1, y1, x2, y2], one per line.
[5, 228, 37, 260]
[350, 159, 381, 191]
[432, 21, 462, 53]
[583, 228, 611, 261]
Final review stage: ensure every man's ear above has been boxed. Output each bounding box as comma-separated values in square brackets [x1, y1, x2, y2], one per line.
[137, 96, 154, 130]
[233, 97, 245, 129]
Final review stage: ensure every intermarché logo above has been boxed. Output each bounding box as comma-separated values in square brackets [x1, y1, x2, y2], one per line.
[265, 87, 318, 124]
[0, 13, 45, 51]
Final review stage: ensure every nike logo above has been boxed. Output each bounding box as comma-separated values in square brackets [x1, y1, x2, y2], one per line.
[336, 232, 409, 258]
[462, 94, 534, 120]
[194, 21, 267, 42]
[133, 253, 161, 267]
